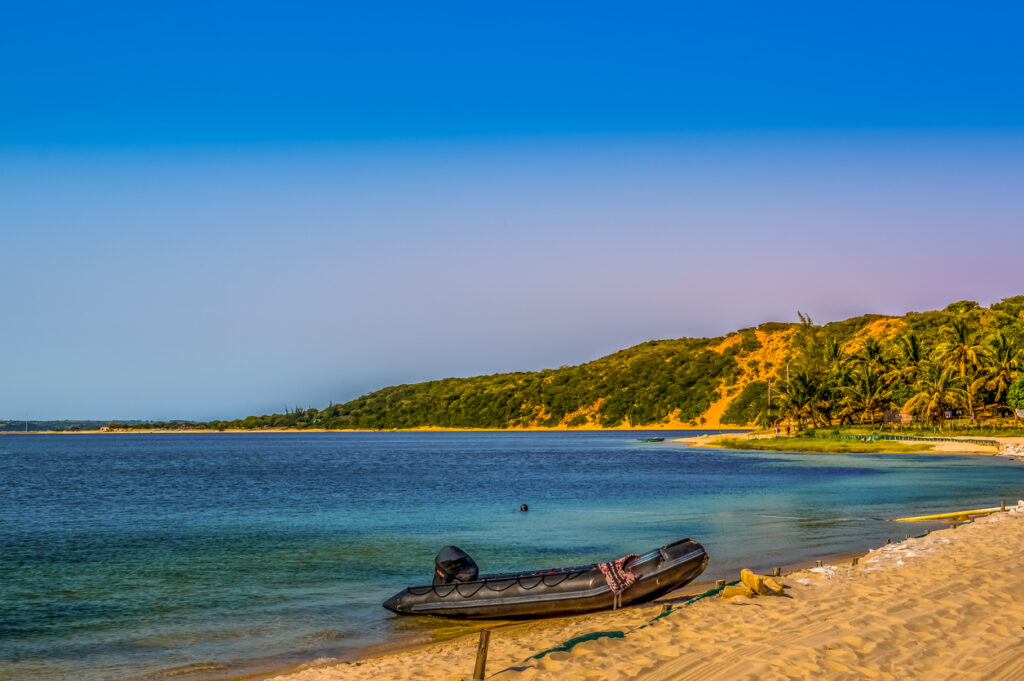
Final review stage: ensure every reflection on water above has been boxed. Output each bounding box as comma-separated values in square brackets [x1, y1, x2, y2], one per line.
[2, 432, 1022, 681]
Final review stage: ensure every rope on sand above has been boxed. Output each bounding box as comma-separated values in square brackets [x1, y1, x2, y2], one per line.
[524, 579, 741, 660]
[527, 631, 624, 659]
[512, 519, 995, 673]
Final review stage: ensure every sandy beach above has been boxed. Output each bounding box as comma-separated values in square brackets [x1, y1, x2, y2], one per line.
[273, 504, 1024, 681]
[674, 432, 1024, 456]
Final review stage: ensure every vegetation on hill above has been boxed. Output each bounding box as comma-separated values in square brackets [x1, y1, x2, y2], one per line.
[1009, 376, 1024, 413]
[772, 298, 1024, 431]
[107, 296, 1024, 432]
[0, 420, 147, 432]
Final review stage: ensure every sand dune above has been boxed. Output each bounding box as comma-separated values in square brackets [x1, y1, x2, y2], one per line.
[276, 507, 1024, 681]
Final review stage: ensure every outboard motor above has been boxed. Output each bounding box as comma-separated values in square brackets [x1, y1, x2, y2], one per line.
[432, 545, 479, 585]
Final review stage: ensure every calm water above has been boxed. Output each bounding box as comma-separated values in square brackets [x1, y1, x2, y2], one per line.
[3, 432, 1024, 681]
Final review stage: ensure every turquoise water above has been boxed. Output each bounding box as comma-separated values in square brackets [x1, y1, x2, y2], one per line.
[2, 432, 1023, 681]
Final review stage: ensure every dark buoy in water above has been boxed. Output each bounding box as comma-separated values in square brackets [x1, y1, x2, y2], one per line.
[520, 504, 529, 512]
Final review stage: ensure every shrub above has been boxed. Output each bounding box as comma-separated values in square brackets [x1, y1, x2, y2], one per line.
[1009, 376, 1024, 411]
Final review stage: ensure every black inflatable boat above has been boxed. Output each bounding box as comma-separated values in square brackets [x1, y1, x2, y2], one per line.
[383, 538, 708, 619]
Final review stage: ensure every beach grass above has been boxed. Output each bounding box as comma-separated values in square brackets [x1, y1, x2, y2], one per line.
[713, 436, 933, 454]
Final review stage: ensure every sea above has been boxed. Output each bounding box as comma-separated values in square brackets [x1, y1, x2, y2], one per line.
[3, 431, 1024, 681]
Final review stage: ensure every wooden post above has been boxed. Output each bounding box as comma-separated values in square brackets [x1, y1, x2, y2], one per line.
[815, 560, 822, 567]
[905, 534, 910, 540]
[472, 629, 490, 681]
[851, 557, 858, 566]
[772, 567, 781, 577]
[715, 579, 726, 588]
[885, 538, 891, 544]
[662, 603, 672, 614]
[1001, 499, 1006, 511]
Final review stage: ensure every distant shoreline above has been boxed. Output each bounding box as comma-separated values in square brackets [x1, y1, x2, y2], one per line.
[1, 426, 751, 435]
[8, 429, 1023, 460]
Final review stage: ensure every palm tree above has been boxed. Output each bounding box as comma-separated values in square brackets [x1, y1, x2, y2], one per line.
[853, 337, 890, 374]
[813, 336, 854, 425]
[933, 318, 985, 421]
[779, 371, 826, 429]
[904, 364, 966, 432]
[973, 331, 1021, 415]
[888, 334, 925, 380]
[843, 367, 891, 425]
[886, 333, 926, 408]
[822, 337, 847, 373]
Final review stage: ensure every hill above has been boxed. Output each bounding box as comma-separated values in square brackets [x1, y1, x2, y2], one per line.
[118, 295, 1022, 432]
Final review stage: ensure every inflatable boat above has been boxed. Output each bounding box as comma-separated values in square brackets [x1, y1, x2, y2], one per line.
[382, 538, 708, 619]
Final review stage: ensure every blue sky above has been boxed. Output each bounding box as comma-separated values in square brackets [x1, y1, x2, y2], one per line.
[2, 2, 1023, 419]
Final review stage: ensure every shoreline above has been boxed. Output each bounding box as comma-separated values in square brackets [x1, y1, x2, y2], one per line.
[673, 432, 1024, 457]
[0, 427, 750, 435]
[143, 549, 886, 681]
[269, 506, 1024, 681]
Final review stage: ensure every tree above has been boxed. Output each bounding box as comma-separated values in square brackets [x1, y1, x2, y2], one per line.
[779, 371, 826, 429]
[852, 337, 890, 375]
[991, 295, 1024, 319]
[973, 331, 1021, 415]
[904, 364, 966, 432]
[886, 334, 925, 406]
[819, 337, 851, 425]
[843, 367, 891, 425]
[1008, 376, 1024, 422]
[933, 318, 985, 421]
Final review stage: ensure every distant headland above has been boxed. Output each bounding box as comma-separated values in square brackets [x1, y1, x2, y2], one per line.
[16, 295, 1021, 436]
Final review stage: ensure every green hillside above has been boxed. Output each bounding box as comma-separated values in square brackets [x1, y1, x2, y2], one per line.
[113, 296, 1024, 431]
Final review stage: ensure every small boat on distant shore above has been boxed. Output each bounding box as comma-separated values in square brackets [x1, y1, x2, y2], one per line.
[383, 538, 708, 619]
[637, 437, 665, 442]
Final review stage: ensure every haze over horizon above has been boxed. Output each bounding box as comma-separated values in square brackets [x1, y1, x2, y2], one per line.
[3, 2, 1023, 420]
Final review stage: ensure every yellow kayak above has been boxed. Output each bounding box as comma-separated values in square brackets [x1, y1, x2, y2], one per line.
[890, 506, 1003, 522]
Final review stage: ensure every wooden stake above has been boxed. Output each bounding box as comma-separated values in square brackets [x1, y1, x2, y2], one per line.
[772, 567, 781, 577]
[885, 538, 891, 544]
[715, 579, 726, 588]
[851, 557, 858, 566]
[472, 629, 490, 681]
[905, 534, 910, 540]
[815, 560, 822, 567]
[1001, 499, 1006, 511]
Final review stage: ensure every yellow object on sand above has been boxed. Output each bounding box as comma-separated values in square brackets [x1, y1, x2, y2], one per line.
[741, 569, 785, 596]
[720, 584, 756, 599]
[890, 507, 1002, 522]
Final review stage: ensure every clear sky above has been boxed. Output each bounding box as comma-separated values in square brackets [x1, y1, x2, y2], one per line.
[2, 2, 1023, 420]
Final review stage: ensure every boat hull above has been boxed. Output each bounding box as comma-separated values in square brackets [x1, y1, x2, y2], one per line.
[383, 538, 708, 619]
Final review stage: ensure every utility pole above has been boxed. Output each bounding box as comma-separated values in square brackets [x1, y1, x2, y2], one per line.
[786, 364, 792, 432]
